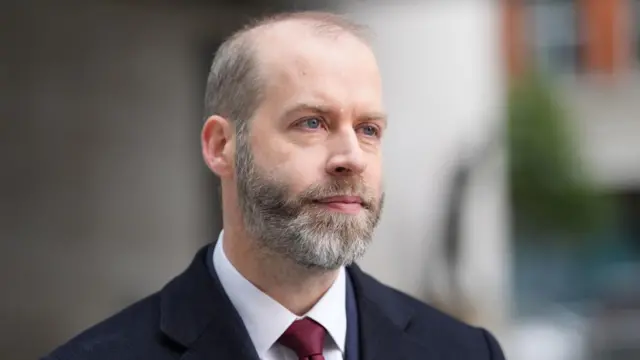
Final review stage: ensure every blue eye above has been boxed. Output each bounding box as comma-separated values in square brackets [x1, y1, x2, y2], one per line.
[360, 125, 380, 137]
[300, 117, 323, 129]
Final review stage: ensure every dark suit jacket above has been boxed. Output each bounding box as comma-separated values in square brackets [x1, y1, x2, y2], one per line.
[43, 245, 506, 360]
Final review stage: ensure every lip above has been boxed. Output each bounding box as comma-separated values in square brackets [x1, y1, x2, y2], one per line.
[316, 196, 363, 204]
[314, 196, 363, 214]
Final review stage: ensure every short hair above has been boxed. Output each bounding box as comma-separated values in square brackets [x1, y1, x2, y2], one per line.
[203, 11, 369, 135]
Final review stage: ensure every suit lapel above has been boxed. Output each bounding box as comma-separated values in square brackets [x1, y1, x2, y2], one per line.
[159, 245, 259, 360]
[160, 246, 441, 360]
[344, 270, 363, 360]
[179, 323, 259, 360]
[348, 265, 437, 360]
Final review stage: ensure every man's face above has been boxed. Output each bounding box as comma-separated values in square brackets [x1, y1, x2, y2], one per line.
[235, 28, 385, 270]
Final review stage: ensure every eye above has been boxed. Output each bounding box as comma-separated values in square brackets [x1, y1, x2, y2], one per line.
[297, 117, 325, 130]
[358, 124, 381, 138]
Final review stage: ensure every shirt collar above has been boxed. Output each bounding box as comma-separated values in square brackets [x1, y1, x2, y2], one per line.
[306, 261, 347, 353]
[213, 231, 347, 357]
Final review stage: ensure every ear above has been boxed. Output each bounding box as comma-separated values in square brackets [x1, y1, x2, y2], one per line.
[201, 115, 234, 178]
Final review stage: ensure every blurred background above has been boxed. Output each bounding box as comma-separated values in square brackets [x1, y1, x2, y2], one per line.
[1, 0, 639, 359]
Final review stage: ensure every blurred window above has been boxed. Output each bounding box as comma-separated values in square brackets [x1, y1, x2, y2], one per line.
[527, 0, 582, 74]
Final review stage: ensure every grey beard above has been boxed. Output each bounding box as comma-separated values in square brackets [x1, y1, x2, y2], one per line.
[234, 134, 383, 270]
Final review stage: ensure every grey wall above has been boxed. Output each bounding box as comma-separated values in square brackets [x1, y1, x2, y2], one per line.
[0, 2, 258, 358]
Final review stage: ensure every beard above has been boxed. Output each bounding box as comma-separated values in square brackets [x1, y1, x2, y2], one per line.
[235, 135, 384, 271]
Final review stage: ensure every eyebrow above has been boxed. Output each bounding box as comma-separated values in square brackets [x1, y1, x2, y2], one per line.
[282, 103, 388, 127]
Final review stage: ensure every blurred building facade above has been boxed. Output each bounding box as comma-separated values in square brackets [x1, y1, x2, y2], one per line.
[505, 0, 640, 185]
[504, 1, 640, 359]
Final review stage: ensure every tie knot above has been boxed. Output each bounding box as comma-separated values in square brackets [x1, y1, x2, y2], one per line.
[278, 317, 326, 359]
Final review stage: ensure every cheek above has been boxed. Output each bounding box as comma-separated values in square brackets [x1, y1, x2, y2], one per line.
[249, 132, 289, 170]
[259, 142, 328, 192]
[284, 150, 327, 187]
[364, 156, 383, 189]
[278, 163, 316, 192]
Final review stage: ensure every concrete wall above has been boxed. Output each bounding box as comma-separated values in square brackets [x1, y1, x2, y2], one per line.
[0, 3, 252, 358]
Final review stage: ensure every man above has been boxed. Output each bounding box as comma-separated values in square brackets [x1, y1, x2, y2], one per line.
[44, 11, 505, 360]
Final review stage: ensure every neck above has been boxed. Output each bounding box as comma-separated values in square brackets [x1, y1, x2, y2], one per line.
[222, 225, 340, 316]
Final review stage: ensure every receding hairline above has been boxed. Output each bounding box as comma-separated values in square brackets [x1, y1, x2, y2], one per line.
[203, 12, 371, 125]
[234, 11, 371, 54]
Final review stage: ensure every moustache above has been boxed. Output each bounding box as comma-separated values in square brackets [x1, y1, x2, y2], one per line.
[296, 178, 378, 210]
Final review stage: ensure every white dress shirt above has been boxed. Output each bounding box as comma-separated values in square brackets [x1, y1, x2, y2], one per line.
[213, 231, 346, 360]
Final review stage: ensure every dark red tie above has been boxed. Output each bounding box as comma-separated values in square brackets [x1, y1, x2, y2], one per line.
[278, 317, 326, 360]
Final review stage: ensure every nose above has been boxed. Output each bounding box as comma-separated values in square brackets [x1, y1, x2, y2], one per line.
[325, 129, 366, 177]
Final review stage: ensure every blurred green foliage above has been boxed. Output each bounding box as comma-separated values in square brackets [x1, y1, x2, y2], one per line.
[508, 72, 613, 239]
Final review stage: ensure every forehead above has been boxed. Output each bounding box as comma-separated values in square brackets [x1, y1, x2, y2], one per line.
[253, 22, 383, 116]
